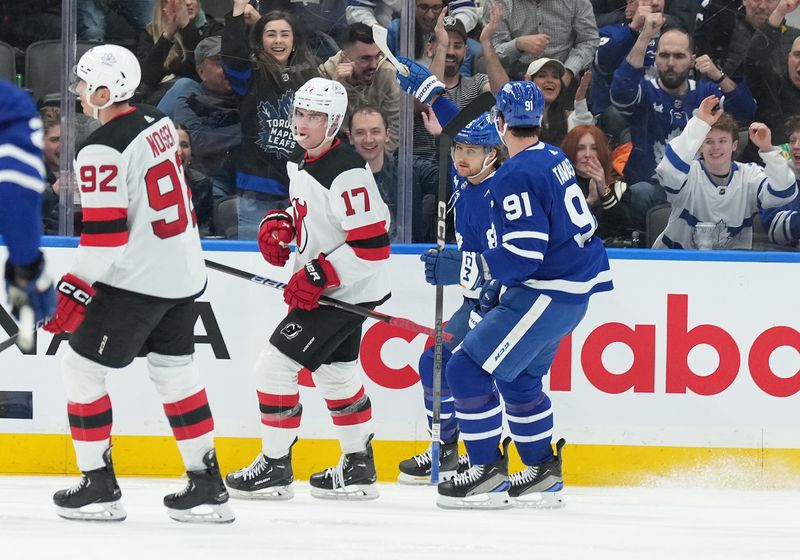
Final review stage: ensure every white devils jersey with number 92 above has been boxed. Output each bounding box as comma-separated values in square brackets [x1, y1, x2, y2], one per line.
[71, 105, 206, 299]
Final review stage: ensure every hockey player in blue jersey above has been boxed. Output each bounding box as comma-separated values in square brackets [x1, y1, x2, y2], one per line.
[0, 80, 55, 346]
[396, 58, 613, 509]
[398, 113, 504, 484]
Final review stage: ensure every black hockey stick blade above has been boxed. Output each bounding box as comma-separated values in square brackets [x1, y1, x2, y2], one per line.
[204, 259, 453, 342]
[441, 91, 496, 140]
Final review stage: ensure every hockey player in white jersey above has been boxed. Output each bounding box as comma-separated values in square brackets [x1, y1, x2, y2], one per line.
[225, 77, 391, 501]
[43, 45, 233, 523]
[654, 95, 797, 249]
[1, 80, 55, 343]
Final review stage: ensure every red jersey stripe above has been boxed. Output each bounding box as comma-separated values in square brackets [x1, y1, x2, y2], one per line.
[67, 395, 111, 416]
[351, 244, 390, 261]
[163, 389, 210, 416]
[80, 231, 129, 247]
[82, 207, 128, 222]
[346, 221, 388, 242]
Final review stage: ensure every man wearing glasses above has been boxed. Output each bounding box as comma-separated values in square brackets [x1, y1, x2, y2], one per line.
[319, 23, 402, 152]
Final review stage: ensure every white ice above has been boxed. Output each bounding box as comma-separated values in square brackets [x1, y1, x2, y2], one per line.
[1, 477, 799, 560]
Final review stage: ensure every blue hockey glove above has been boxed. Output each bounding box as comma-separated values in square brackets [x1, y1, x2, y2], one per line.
[4, 252, 56, 324]
[420, 248, 463, 285]
[459, 251, 486, 292]
[395, 56, 445, 104]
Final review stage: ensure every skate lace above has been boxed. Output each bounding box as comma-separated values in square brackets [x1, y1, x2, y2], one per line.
[321, 454, 348, 490]
[510, 466, 539, 486]
[173, 480, 195, 498]
[412, 449, 432, 468]
[65, 475, 90, 496]
[451, 465, 485, 487]
[240, 455, 269, 481]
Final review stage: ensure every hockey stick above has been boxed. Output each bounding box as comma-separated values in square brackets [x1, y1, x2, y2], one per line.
[371, 24, 409, 76]
[0, 315, 49, 354]
[430, 91, 496, 483]
[204, 259, 452, 342]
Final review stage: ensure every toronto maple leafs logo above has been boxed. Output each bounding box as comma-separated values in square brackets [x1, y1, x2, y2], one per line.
[256, 91, 296, 158]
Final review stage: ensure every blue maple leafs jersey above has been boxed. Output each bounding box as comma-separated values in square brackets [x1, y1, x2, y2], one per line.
[0, 81, 45, 266]
[481, 142, 613, 303]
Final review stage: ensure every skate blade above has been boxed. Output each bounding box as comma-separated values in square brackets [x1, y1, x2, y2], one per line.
[310, 484, 379, 501]
[166, 503, 235, 524]
[436, 490, 511, 510]
[397, 469, 457, 486]
[56, 500, 127, 522]
[511, 489, 565, 510]
[228, 485, 294, 501]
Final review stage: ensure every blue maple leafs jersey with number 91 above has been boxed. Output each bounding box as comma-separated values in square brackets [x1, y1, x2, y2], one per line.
[480, 142, 613, 303]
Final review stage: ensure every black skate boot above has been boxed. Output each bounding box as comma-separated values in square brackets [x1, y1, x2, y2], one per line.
[309, 434, 378, 500]
[509, 438, 566, 509]
[225, 438, 295, 500]
[436, 437, 512, 510]
[164, 449, 235, 523]
[398, 441, 466, 485]
[53, 447, 126, 522]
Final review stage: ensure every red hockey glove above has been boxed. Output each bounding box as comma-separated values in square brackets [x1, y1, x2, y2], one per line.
[284, 254, 340, 311]
[258, 210, 295, 267]
[43, 273, 95, 334]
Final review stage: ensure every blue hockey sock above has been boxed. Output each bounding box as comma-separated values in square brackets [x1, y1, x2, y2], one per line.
[497, 378, 554, 466]
[418, 346, 458, 443]
[446, 351, 502, 465]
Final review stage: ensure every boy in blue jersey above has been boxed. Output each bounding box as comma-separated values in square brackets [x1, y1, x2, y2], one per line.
[396, 58, 614, 509]
[398, 113, 503, 484]
[0, 81, 55, 346]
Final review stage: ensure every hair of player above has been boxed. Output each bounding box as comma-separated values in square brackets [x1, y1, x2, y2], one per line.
[561, 125, 614, 185]
[709, 112, 738, 142]
[785, 115, 800, 138]
[348, 105, 389, 133]
[507, 125, 541, 138]
[39, 106, 61, 134]
[339, 22, 376, 50]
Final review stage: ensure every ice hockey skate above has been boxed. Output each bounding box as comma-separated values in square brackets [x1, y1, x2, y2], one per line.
[509, 438, 566, 509]
[225, 438, 296, 500]
[397, 441, 469, 485]
[309, 434, 378, 500]
[436, 437, 512, 510]
[164, 449, 234, 523]
[53, 447, 126, 522]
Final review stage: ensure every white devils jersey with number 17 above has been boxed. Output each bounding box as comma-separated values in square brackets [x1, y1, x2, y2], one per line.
[71, 105, 206, 300]
[287, 140, 391, 305]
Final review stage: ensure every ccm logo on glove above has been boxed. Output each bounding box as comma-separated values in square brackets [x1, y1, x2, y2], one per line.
[57, 281, 93, 305]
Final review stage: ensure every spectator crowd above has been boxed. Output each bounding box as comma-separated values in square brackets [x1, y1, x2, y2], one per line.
[2, 0, 800, 249]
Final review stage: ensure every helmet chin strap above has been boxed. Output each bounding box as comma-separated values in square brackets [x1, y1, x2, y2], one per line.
[85, 89, 113, 121]
[466, 151, 497, 181]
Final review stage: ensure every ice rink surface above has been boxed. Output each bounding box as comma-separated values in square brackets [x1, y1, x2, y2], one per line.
[1, 476, 798, 560]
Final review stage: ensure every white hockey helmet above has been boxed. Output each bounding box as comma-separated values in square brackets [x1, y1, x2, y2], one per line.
[292, 77, 348, 143]
[73, 45, 141, 109]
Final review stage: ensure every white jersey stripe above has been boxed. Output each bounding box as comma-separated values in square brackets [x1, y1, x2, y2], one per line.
[523, 269, 613, 294]
[482, 295, 552, 374]
[461, 426, 504, 441]
[0, 170, 44, 193]
[502, 230, 549, 243]
[502, 242, 544, 260]
[506, 406, 553, 424]
[511, 428, 554, 443]
[0, 144, 46, 176]
[456, 404, 503, 421]
[426, 411, 454, 419]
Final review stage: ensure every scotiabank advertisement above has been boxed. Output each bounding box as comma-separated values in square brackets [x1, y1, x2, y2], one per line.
[1, 244, 799, 451]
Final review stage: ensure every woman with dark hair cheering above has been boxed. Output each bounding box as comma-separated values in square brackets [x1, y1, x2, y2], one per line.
[223, 0, 320, 239]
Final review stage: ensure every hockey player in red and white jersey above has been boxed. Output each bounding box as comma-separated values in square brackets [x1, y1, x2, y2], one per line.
[225, 77, 391, 500]
[43, 45, 233, 523]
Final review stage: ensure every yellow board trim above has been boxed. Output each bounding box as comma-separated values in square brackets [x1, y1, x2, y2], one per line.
[2, 434, 800, 487]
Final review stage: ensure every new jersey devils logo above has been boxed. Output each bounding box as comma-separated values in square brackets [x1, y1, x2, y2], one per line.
[292, 198, 309, 254]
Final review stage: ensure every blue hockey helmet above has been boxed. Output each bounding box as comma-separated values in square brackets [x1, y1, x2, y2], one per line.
[492, 80, 546, 128]
[453, 112, 503, 147]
